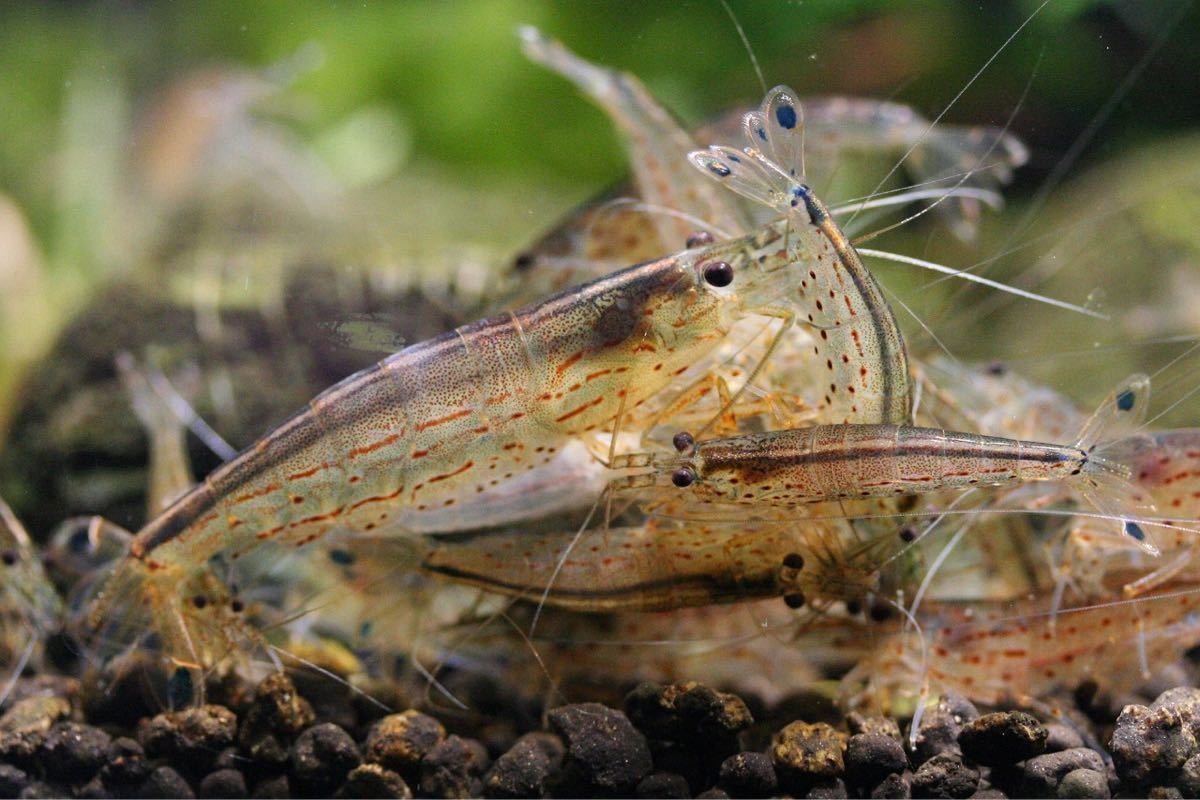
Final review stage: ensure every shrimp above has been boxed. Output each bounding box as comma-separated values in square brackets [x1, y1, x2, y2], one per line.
[0, 498, 63, 704]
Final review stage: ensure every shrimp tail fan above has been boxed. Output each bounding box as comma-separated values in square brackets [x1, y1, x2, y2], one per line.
[1073, 374, 1160, 555]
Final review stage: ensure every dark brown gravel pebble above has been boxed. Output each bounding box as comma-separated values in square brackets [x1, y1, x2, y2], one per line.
[240, 675, 315, 771]
[870, 772, 912, 799]
[848, 714, 903, 741]
[483, 731, 563, 799]
[251, 773, 291, 799]
[908, 694, 979, 766]
[1055, 767, 1109, 799]
[1043, 724, 1085, 753]
[1110, 687, 1200, 788]
[625, 681, 752, 754]
[805, 776, 849, 798]
[0, 696, 70, 735]
[695, 789, 730, 799]
[418, 734, 489, 798]
[636, 770, 691, 798]
[845, 733, 908, 791]
[547, 702, 653, 797]
[1178, 752, 1200, 797]
[910, 753, 978, 799]
[290, 722, 360, 795]
[138, 705, 238, 773]
[957, 711, 1047, 767]
[1148, 788, 1186, 799]
[0, 764, 28, 799]
[771, 720, 847, 793]
[17, 781, 64, 799]
[363, 710, 446, 776]
[199, 768, 248, 799]
[139, 765, 196, 799]
[40, 721, 110, 782]
[336, 763, 412, 799]
[717, 751, 778, 798]
[99, 736, 151, 787]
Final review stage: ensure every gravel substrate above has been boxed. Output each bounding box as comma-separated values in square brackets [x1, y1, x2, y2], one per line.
[2, 670, 1197, 798]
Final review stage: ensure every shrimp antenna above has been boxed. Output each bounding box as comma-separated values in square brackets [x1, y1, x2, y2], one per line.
[718, 0, 766, 96]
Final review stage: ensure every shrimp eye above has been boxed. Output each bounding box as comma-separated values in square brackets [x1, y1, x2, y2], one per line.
[192, 595, 208, 609]
[898, 525, 917, 543]
[782, 552, 805, 570]
[783, 592, 806, 609]
[671, 467, 696, 488]
[686, 230, 714, 249]
[702, 261, 734, 287]
[68, 529, 90, 554]
[230, 598, 245, 613]
[672, 431, 695, 453]
[1, 550, 17, 566]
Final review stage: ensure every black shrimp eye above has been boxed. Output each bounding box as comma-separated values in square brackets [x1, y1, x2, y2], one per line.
[230, 598, 245, 613]
[192, 595, 208, 609]
[898, 525, 917, 543]
[0, 550, 16, 566]
[702, 260, 734, 287]
[686, 230, 714, 249]
[671, 467, 696, 488]
[782, 552, 805, 570]
[783, 592, 806, 609]
[672, 431, 695, 453]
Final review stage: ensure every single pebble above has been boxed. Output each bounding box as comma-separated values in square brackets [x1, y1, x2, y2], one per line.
[290, 723, 361, 793]
[1177, 752, 1200, 797]
[40, 721, 111, 782]
[418, 734, 489, 799]
[908, 694, 979, 766]
[696, 790, 731, 800]
[845, 734, 908, 791]
[806, 777, 849, 798]
[1147, 788, 1185, 800]
[547, 702, 653, 796]
[250, 774, 290, 799]
[717, 751, 778, 798]
[483, 732, 563, 799]
[1055, 768, 1109, 799]
[958, 712, 1047, 767]
[138, 705, 237, 773]
[636, 771, 691, 798]
[910, 753, 978, 799]
[99, 737, 150, 787]
[1110, 688, 1200, 788]
[771, 721, 847, 794]
[847, 714, 903, 742]
[240, 674, 314, 769]
[0, 763, 29, 799]
[336, 764, 412, 799]
[198, 769, 247, 799]
[138, 766, 195, 799]
[1043, 725, 1085, 754]
[870, 772, 911, 799]
[364, 710, 446, 776]
[0, 696, 69, 735]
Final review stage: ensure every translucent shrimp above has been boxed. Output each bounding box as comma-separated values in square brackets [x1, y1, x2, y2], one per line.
[82, 179, 924, 682]
[0, 498, 63, 704]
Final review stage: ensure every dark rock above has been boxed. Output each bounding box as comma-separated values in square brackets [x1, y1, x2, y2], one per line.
[40, 722, 110, 782]
[336, 764, 412, 799]
[0, 696, 70, 734]
[1178, 753, 1200, 798]
[483, 732, 563, 799]
[717, 751, 777, 798]
[845, 734, 908, 790]
[970, 790, 1008, 799]
[240, 674, 314, 770]
[100, 737, 151, 787]
[16, 782, 63, 799]
[958, 712, 1047, 767]
[908, 694, 979, 766]
[848, 714, 903, 741]
[138, 705, 238, 773]
[419, 734, 489, 798]
[806, 777, 849, 798]
[696, 790, 730, 800]
[0, 764, 28, 799]
[1110, 688, 1200, 788]
[291, 723, 360, 794]
[364, 710, 446, 776]
[138, 766, 196, 799]
[625, 681, 752, 755]
[0, 731, 41, 770]
[250, 774, 290, 799]
[910, 753, 978, 798]
[199, 769, 248, 799]
[636, 771, 690, 798]
[770, 721, 847, 794]
[548, 702, 653, 796]
[1148, 788, 1185, 799]
[1055, 767, 1109, 799]
[1002, 747, 1106, 798]
[1043, 725, 1085, 754]
[871, 772, 911, 799]
[77, 776, 112, 799]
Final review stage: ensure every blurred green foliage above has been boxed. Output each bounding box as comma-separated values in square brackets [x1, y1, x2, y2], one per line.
[1, 0, 1197, 255]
